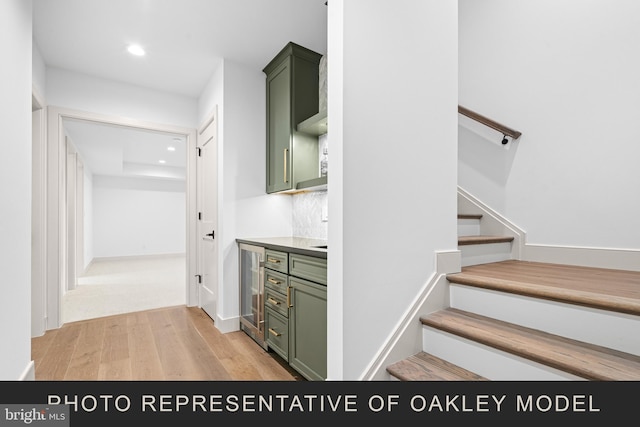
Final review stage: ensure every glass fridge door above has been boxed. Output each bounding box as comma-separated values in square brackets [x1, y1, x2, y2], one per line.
[239, 243, 265, 345]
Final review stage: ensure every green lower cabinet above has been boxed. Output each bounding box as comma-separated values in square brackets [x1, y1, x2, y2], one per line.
[263, 251, 327, 381]
[265, 307, 289, 362]
[288, 277, 327, 381]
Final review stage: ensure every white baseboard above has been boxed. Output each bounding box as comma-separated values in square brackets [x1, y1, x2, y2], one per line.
[457, 187, 526, 260]
[91, 253, 186, 263]
[81, 258, 95, 275]
[363, 250, 460, 380]
[458, 187, 640, 272]
[437, 250, 462, 274]
[214, 314, 240, 334]
[20, 361, 35, 381]
[524, 244, 640, 272]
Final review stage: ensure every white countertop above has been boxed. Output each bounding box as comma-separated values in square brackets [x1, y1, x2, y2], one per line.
[235, 236, 327, 258]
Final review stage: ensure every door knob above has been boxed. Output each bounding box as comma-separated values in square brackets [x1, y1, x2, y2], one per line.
[205, 231, 215, 238]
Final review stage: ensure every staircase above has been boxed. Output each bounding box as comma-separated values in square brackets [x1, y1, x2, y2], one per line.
[386, 212, 640, 381]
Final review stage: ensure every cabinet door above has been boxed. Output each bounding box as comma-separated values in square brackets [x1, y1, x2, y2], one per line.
[265, 57, 292, 193]
[265, 308, 289, 361]
[288, 277, 327, 381]
[264, 42, 322, 194]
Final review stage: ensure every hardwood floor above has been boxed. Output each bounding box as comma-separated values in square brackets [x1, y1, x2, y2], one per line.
[31, 305, 303, 381]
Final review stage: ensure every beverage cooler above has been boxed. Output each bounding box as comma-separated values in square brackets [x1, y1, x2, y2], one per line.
[238, 243, 267, 349]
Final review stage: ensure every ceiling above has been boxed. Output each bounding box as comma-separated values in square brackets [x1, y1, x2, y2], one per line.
[63, 118, 188, 180]
[33, 0, 328, 97]
[33, 0, 328, 181]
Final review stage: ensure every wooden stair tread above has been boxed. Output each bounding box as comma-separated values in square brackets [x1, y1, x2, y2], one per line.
[420, 307, 640, 380]
[458, 214, 483, 220]
[447, 260, 640, 316]
[458, 235, 514, 245]
[387, 351, 487, 381]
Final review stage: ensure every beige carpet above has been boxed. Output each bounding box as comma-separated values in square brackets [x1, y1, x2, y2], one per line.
[62, 254, 187, 324]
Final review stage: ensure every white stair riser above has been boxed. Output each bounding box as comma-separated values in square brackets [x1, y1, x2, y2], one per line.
[421, 327, 583, 381]
[458, 218, 480, 236]
[450, 284, 640, 356]
[460, 242, 512, 266]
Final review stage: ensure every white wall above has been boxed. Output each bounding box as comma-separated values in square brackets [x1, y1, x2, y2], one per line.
[198, 63, 224, 129]
[198, 58, 293, 329]
[328, 0, 458, 379]
[32, 41, 46, 100]
[459, 0, 640, 250]
[92, 176, 186, 258]
[0, 0, 33, 380]
[46, 67, 198, 129]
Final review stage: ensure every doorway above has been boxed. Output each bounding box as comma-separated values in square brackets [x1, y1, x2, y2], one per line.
[62, 118, 189, 323]
[42, 106, 198, 330]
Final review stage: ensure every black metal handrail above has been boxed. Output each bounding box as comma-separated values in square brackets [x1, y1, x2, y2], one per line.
[458, 105, 522, 144]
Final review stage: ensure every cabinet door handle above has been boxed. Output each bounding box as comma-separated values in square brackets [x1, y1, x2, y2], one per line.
[268, 328, 281, 337]
[267, 257, 280, 264]
[267, 297, 280, 306]
[287, 286, 292, 308]
[283, 148, 288, 183]
[267, 277, 281, 285]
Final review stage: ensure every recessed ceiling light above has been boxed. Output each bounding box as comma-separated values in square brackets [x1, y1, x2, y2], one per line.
[127, 44, 145, 56]
[167, 146, 176, 152]
[158, 160, 166, 164]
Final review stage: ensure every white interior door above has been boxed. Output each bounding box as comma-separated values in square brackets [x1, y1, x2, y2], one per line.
[197, 109, 218, 320]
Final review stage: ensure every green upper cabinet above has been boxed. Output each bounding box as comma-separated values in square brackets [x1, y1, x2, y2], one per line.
[263, 42, 322, 193]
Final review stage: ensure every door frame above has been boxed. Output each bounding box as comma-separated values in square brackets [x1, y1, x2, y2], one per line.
[63, 136, 85, 293]
[65, 137, 78, 292]
[31, 91, 47, 337]
[43, 106, 198, 330]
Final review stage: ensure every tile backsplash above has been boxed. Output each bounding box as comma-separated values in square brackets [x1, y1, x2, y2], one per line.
[292, 133, 328, 239]
[292, 190, 327, 239]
